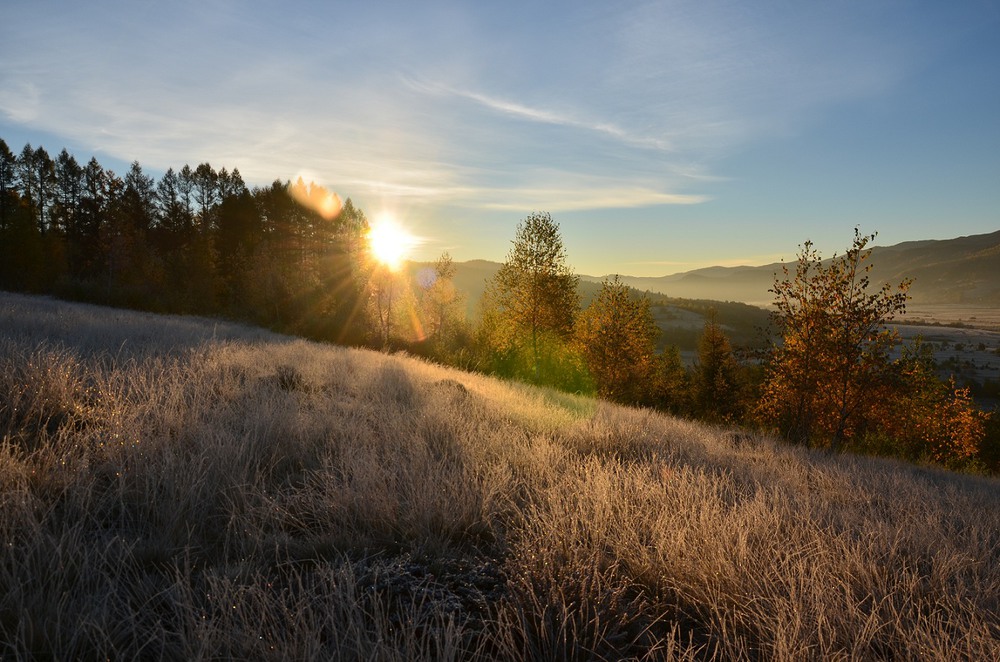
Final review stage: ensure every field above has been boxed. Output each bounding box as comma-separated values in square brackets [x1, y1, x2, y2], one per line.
[902, 305, 1000, 332]
[1, 291, 999, 660]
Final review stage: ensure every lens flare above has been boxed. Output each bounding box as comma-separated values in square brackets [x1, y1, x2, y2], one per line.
[289, 178, 343, 220]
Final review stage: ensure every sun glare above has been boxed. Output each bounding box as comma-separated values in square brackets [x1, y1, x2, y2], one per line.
[368, 214, 416, 271]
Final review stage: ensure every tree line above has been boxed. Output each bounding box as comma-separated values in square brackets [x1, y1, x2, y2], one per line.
[472, 215, 994, 471]
[0, 139, 994, 471]
[0, 138, 374, 343]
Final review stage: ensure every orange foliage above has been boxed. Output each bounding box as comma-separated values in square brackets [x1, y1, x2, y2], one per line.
[880, 357, 989, 464]
[758, 229, 911, 448]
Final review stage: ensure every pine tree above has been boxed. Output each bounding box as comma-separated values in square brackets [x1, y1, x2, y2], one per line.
[694, 311, 742, 421]
[575, 276, 660, 405]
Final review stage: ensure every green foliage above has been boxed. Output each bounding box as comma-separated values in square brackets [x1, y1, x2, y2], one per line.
[480, 212, 581, 386]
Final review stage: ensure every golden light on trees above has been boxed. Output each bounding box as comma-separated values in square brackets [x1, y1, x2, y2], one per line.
[758, 229, 912, 449]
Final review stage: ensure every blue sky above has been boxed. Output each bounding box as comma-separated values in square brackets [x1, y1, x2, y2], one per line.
[2, 0, 998, 276]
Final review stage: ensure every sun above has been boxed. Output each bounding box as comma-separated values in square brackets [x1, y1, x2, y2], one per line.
[368, 213, 416, 271]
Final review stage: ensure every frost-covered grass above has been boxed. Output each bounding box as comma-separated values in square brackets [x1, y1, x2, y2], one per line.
[1, 291, 998, 660]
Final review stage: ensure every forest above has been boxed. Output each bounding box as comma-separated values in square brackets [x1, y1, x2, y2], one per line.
[0, 138, 995, 472]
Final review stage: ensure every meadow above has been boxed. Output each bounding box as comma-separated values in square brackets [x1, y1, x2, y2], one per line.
[1, 291, 998, 660]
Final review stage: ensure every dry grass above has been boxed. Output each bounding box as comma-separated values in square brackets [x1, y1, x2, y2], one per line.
[1, 290, 998, 660]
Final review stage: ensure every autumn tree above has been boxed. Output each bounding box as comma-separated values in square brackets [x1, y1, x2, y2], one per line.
[758, 229, 911, 449]
[480, 212, 580, 384]
[874, 341, 989, 465]
[419, 252, 465, 349]
[575, 276, 661, 405]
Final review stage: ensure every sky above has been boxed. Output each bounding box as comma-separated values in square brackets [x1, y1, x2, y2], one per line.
[2, 0, 998, 276]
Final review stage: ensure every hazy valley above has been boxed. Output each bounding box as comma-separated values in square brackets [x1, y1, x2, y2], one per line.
[589, 230, 1000, 314]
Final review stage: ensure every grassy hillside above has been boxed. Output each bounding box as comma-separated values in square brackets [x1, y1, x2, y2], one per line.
[2, 291, 999, 660]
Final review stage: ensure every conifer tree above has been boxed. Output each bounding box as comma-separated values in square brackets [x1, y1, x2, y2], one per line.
[0, 139, 17, 231]
[576, 276, 660, 405]
[694, 311, 742, 421]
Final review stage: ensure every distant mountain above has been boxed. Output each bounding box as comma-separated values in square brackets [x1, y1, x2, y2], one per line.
[863, 231, 1000, 305]
[582, 230, 1000, 307]
[581, 267, 778, 306]
[407, 230, 1000, 315]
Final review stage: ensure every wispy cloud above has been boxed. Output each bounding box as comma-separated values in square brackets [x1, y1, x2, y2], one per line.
[474, 186, 707, 212]
[0, 80, 40, 124]
[408, 78, 675, 152]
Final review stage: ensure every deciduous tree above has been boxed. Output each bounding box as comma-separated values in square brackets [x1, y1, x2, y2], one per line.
[758, 229, 911, 449]
[875, 341, 989, 465]
[420, 252, 464, 347]
[481, 212, 579, 383]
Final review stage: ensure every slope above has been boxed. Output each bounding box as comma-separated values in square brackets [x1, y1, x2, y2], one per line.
[1, 291, 997, 660]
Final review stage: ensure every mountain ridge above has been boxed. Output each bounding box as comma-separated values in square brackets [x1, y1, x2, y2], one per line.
[410, 230, 1000, 315]
[581, 230, 1000, 305]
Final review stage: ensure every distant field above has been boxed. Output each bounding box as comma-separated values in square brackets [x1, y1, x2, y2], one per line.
[902, 304, 1000, 331]
[1, 291, 998, 660]
[891, 322, 1000, 409]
